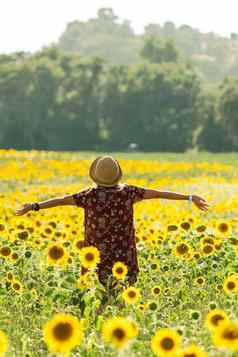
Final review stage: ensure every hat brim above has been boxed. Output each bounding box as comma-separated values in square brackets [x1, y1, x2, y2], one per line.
[89, 156, 122, 187]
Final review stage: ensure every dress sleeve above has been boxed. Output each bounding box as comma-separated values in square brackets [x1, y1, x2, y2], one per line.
[127, 184, 146, 203]
[72, 188, 90, 208]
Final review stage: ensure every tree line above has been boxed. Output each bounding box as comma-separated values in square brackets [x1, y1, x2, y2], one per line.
[0, 44, 237, 152]
[59, 8, 238, 82]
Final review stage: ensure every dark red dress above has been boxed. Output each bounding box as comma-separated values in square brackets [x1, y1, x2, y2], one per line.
[72, 183, 146, 287]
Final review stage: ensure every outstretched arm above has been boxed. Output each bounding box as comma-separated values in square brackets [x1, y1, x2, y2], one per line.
[143, 188, 209, 211]
[14, 194, 77, 216]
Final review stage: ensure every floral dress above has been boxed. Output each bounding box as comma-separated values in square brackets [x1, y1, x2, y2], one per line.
[72, 183, 146, 286]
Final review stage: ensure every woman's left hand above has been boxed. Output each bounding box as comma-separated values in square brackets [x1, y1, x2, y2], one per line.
[15, 203, 32, 216]
[192, 195, 209, 211]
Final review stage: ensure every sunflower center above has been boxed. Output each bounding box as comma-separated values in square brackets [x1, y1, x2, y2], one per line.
[53, 322, 73, 341]
[203, 238, 214, 244]
[76, 241, 84, 249]
[149, 302, 158, 310]
[49, 246, 64, 260]
[203, 244, 213, 254]
[153, 288, 161, 294]
[0, 224, 5, 231]
[219, 223, 228, 232]
[222, 327, 238, 340]
[177, 244, 188, 254]
[85, 252, 94, 261]
[116, 267, 124, 274]
[128, 291, 136, 298]
[45, 228, 52, 234]
[168, 225, 178, 231]
[183, 353, 197, 357]
[0, 247, 11, 256]
[181, 222, 190, 230]
[197, 278, 204, 284]
[160, 337, 175, 350]
[197, 225, 206, 232]
[13, 283, 20, 290]
[211, 314, 224, 326]
[112, 327, 126, 341]
[227, 281, 236, 290]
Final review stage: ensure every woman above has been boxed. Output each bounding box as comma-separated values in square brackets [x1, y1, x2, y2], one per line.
[15, 155, 209, 288]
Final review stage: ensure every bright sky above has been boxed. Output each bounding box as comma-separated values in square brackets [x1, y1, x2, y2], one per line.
[1, 0, 238, 54]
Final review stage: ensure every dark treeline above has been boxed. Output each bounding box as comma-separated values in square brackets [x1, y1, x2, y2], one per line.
[0, 10, 238, 152]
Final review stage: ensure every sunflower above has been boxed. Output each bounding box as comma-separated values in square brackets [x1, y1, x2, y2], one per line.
[0, 223, 5, 231]
[228, 272, 238, 278]
[6, 272, 14, 282]
[173, 242, 190, 258]
[147, 301, 158, 311]
[195, 276, 205, 286]
[10, 252, 19, 261]
[214, 242, 222, 251]
[201, 244, 214, 256]
[112, 262, 128, 280]
[151, 285, 162, 296]
[151, 328, 181, 357]
[223, 276, 238, 294]
[191, 310, 201, 320]
[0, 246, 11, 258]
[202, 237, 214, 245]
[217, 221, 231, 235]
[73, 239, 85, 252]
[43, 313, 84, 355]
[0, 330, 8, 356]
[212, 320, 238, 350]
[102, 317, 138, 349]
[122, 287, 141, 305]
[196, 224, 207, 233]
[11, 279, 23, 294]
[178, 344, 208, 357]
[76, 275, 89, 290]
[150, 260, 160, 271]
[205, 309, 229, 331]
[147, 236, 159, 248]
[230, 237, 238, 246]
[167, 224, 178, 232]
[47, 243, 68, 266]
[76, 272, 97, 290]
[180, 221, 191, 231]
[79, 246, 100, 269]
[44, 226, 53, 235]
[193, 252, 201, 260]
[138, 303, 146, 313]
[130, 320, 139, 338]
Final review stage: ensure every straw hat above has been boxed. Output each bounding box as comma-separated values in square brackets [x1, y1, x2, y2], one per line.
[89, 156, 122, 187]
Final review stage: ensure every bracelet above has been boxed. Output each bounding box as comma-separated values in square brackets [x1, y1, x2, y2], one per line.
[188, 195, 193, 203]
[31, 202, 40, 211]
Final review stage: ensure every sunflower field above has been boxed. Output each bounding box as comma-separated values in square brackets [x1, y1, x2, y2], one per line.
[1, 149, 238, 357]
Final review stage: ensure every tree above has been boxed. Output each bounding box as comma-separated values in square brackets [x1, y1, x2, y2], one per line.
[58, 8, 138, 65]
[218, 78, 238, 150]
[141, 36, 179, 64]
[196, 93, 229, 152]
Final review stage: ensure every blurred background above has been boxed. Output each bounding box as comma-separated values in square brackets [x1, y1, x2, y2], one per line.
[1, 0, 238, 152]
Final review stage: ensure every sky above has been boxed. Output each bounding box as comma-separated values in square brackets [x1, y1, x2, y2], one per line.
[0, 0, 238, 54]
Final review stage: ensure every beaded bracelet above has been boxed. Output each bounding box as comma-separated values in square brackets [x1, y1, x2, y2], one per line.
[31, 202, 40, 211]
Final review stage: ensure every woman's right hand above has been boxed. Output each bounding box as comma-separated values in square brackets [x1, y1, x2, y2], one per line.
[15, 203, 32, 216]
